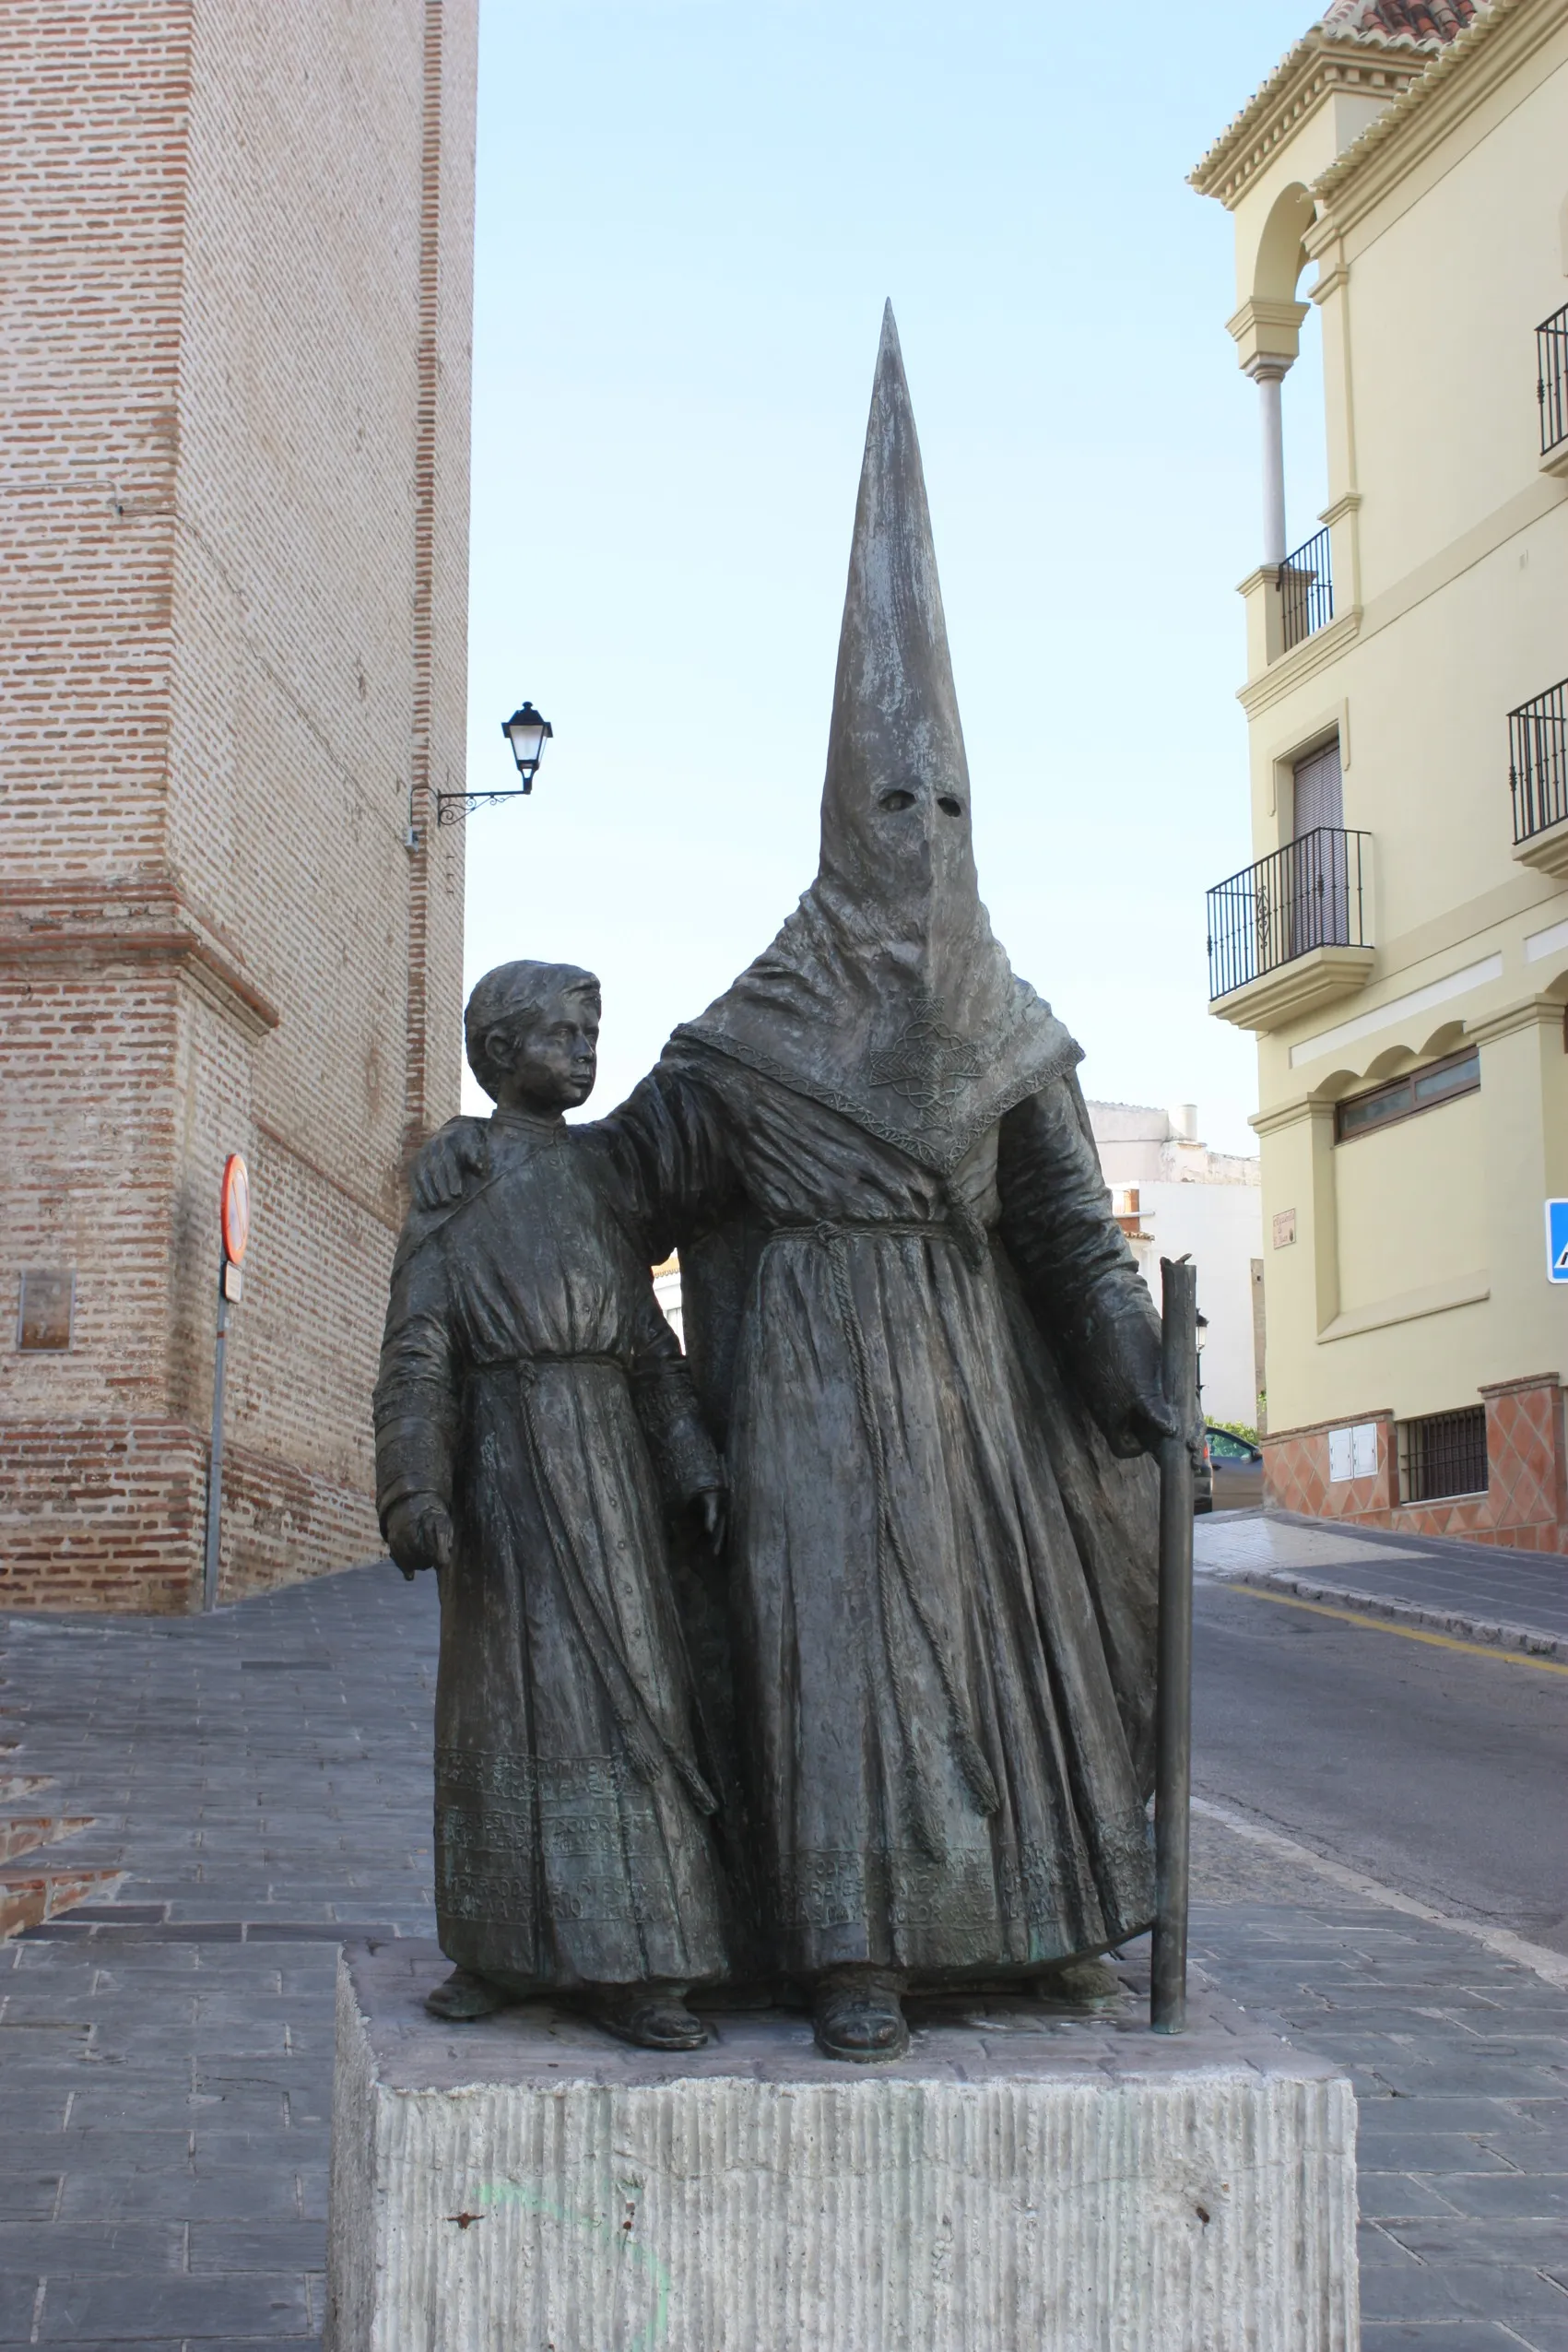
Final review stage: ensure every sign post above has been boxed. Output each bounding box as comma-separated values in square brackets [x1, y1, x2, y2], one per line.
[202, 1154, 250, 1613]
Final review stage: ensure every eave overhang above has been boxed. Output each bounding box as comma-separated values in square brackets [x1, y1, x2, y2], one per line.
[1308, 0, 1544, 220]
[1189, 23, 1440, 207]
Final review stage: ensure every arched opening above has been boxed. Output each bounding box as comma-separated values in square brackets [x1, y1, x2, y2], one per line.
[1245, 183, 1329, 611]
[1253, 183, 1315, 309]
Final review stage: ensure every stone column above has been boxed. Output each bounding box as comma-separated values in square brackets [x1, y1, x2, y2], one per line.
[1248, 358, 1290, 566]
[1225, 298, 1310, 572]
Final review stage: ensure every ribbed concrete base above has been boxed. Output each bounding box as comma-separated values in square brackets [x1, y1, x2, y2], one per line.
[325, 1941, 1358, 2352]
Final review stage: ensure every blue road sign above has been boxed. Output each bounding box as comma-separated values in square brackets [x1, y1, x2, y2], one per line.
[1547, 1200, 1568, 1283]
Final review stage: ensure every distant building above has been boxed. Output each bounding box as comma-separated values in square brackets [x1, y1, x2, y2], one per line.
[1088, 1105, 1265, 1430]
[1192, 0, 1568, 1548]
[653, 1257, 686, 1351]
[0, 4, 478, 1610]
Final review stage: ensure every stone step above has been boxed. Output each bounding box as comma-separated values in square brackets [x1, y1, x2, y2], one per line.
[0, 1863, 125, 1941]
[0, 1814, 92, 1865]
[0, 1774, 57, 1804]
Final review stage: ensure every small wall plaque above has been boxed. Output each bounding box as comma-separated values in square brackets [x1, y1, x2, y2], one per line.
[18, 1270, 75, 1352]
[1272, 1208, 1297, 1250]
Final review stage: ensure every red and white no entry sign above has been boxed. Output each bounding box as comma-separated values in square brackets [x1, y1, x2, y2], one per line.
[220, 1152, 251, 1266]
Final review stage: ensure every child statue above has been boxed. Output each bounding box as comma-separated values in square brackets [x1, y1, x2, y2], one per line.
[374, 960, 729, 2050]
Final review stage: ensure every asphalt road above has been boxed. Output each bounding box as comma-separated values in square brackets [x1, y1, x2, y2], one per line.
[1193, 1578, 1568, 1954]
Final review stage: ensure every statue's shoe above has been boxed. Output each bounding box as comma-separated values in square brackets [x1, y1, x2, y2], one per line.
[813, 1976, 910, 2062]
[1031, 1957, 1123, 2011]
[425, 1968, 516, 2022]
[590, 1989, 710, 2051]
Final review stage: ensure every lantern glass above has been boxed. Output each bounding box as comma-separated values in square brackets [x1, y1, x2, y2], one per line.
[502, 703, 551, 779]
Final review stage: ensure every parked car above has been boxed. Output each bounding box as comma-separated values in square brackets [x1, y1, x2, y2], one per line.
[1205, 1424, 1264, 1512]
[1193, 1432, 1213, 1515]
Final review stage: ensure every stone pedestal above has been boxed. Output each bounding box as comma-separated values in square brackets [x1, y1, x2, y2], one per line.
[325, 1940, 1358, 2352]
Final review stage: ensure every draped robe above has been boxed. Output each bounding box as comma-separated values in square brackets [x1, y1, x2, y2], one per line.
[374, 1109, 728, 1992]
[586, 1038, 1161, 1982]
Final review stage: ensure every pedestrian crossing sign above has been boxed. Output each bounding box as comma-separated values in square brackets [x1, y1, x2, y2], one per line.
[1548, 1200, 1568, 1282]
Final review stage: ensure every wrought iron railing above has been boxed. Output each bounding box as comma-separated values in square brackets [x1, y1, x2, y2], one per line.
[1207, 826, 1371, 1002]
[1279, 526, 1334, 652]
[1399, 1405, 1488, 1505]
[1539, 301, 1568, 457]
[1509, 678, 1568, 845]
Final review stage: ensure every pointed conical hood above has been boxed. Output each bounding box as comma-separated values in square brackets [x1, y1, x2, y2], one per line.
[815, 301, 975, 950]
[678, 304, 1076, 1175]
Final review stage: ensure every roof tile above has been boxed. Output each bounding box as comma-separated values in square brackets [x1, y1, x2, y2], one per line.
[1320, 0, 1481, 41]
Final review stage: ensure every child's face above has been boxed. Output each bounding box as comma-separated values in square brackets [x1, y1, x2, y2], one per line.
[489, 994, 600, 1113]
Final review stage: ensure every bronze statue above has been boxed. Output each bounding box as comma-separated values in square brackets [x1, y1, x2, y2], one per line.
[374, 962, 729, 2050]
[397, 307, 1180, 2063]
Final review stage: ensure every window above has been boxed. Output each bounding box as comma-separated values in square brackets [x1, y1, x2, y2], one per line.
[1398, 1406, 1488, 1505]
[1334, 1047, 1479, 1144]
[1206, 1429, 1257, 1462]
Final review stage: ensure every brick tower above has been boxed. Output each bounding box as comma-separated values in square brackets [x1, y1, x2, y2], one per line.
[0, 1, 478, 1609]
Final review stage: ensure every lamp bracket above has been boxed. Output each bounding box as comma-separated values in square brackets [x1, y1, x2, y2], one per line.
[435, 786, 535, 828]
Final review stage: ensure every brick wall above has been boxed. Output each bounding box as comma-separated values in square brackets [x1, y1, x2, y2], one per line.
[0, 0, 477, 1610]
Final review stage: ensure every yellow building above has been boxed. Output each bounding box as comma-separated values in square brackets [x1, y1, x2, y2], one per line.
[1193, 0, 1568, 1547]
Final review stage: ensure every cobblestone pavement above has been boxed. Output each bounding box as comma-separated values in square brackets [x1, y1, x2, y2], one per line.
[1, 1563, 1564, 2348]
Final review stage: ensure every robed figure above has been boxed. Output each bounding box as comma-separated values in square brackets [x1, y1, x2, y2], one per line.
[419, 309, 1180, 2062]
[376, 963, 730, 2050]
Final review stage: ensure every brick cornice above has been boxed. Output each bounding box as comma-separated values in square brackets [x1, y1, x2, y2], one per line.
[0, 876, 280, 1036]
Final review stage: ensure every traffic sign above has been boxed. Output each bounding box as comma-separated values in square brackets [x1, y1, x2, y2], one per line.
[220, 1153, 250, 1267]
[1547, 1199, 1568, 1283]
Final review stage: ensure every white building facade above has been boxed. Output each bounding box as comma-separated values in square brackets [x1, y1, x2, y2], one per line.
[1088, 1104, 1265, 1430]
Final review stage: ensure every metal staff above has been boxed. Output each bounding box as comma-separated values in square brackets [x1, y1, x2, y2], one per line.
[202, 1270, 231, 1615]
[1152, 1254, 1198, 2033]
[203, 1154, 250, 1613]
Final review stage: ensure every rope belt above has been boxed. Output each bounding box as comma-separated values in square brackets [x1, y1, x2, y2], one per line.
[765, 1218, 954, 1242]
[474, 1350, 629, 1373]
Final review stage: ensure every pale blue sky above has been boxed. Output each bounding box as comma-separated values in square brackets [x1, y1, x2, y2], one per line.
[460, 0, 1331, 1151]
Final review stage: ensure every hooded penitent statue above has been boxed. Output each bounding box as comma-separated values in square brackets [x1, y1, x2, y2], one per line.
[400, 307, 1178, 2062]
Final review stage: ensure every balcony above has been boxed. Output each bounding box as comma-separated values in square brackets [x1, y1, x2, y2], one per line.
[1279, 526, 1333, 653]
[1510, 679, 1568, 876]
[1208, 827, 1374, 1031]
[1539, 302, 1568, 472]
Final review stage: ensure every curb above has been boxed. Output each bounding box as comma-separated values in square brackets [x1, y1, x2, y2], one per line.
[1266, 1507, 1568, 1577]
[1213, 1568, 1565, 1662]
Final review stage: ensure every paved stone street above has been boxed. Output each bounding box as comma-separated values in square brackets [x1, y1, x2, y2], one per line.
[1, 1553, 1564, 2347]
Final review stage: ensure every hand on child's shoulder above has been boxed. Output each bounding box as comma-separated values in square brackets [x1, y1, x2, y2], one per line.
[411, 1117, 489, 1211]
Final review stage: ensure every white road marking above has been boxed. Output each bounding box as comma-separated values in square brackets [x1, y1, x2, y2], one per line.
[1192, 1794, 1568, 1992]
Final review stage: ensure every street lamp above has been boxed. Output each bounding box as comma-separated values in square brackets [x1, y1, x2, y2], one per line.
[436, 700, 554, 826]
[1195, 1309, 1208, 1414]
[501, 702, 553, 790]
